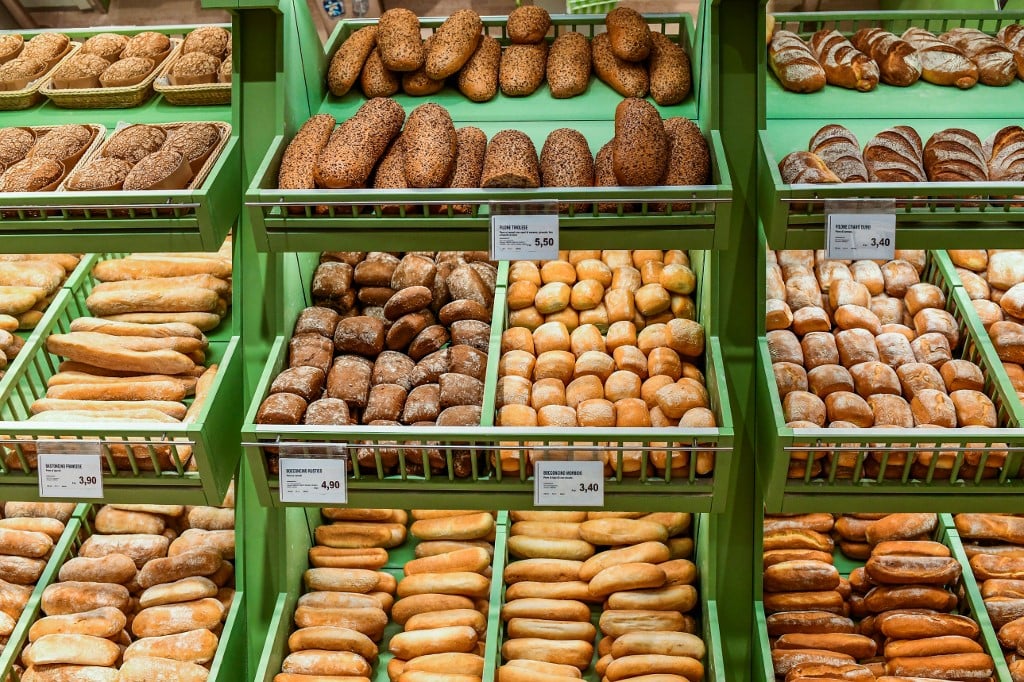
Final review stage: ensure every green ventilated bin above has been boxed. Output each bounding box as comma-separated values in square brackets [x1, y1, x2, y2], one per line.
[242, 252, 732, 511]
[492, 512, 725, 680]
[0, 503, 88, 682]
[0, 254, 243, 505]
[245, 13, 732, 253]
[757, 249, 1024, 513]
[253, 509, 510, 682]
[754, 514, 1010, 681]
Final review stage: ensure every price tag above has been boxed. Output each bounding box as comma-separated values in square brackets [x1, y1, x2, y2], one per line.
[37, 441, 103, 499]
[489, 202, 559, 261]
[279, 457, 348, 504]
[533, 460, 605, 507]
[825, 200, 896, 261]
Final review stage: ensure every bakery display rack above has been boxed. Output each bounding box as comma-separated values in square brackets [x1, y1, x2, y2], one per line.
[0, 25, 240, 253]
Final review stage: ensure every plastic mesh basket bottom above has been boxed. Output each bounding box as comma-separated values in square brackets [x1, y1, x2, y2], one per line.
[566, 0, 617, 13]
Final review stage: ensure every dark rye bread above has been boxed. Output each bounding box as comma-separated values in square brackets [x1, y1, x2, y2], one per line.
[507, 5, 551, 45]
[481, 129, 540, 188]
[278, 114, 336, 190]
[592, 32, 648, 98]
[457, 34, 500, 103]
[649, 31, 692, 106]
[425, 9, 482, 80]
[540, 128, 594, 213]
[547, 32, 591, 99]
[613, 98, 668, 186]
[360, 49, 400, 98]
[327, 25, 377, 97]
[377, 8, 424, 72]
[402, 103, 456, 189]
[315, 98, 405, 189]
[499, 43, 548, 97]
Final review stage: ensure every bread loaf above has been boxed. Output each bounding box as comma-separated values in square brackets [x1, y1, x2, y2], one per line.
[402, 103, 456, 189]
[942, 27, 1017, 86]
[457, 35, 500, 102]
[902, 27, 978, 88]
[499, 43, 548, 97]
[778, 152, 841, 184]
[278, 114, 336, 190]
[613, 98, 668, 186]
[481, 130, 540, 188]
[924, 128, 988, 183]
[649, 31, 691, 105]
[769, 30, 826, 93]
[547, 32, 590, 99]
[809, 29, 878, 91]
[592, 32, 648, 98]
[315, 98, 405, 189]
[864, 126, 927, 183]
[809, 125, 867, 182]
[425, 9, 482, 80]
[850, 28, 921, 86]
[328, 26, 378, 96]
[378, 9, 424, 72]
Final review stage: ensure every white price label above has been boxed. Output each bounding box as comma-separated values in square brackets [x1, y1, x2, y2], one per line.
[825, 213, 896, 260]
[533, 460, 605, 507]
[37, 442, 103, 499]
[279, 457, 348, 504]
[490, 213, 559, 261]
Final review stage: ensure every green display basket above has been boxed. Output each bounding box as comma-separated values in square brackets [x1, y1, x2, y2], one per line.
[566, 1, 618, 14]
[245, 13, 732, 254]
[754, 515, 1011, 682]
[241, 252, 733, 512]
[0, 503, 88, 682]
[0, 503, 245, 682]
[0, 254, 243, 505]
[757, 249, 1024, 513]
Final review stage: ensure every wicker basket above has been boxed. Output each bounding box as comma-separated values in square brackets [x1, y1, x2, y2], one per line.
[153, 51, 231, 106]
[0, 42, 80, 111]
[39, 38, 181, 110]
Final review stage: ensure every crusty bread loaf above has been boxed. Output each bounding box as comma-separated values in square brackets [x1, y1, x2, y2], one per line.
[769, 30, 826, 93]
[457, 35, 500, 102]
[540, 128, 594, 213]
[378, 8, 424, 72]
[546, 32, 591, 99]
[328, 25, 378, 96]
[605, 7, 652, 62]
[402, 103, 456, 189]
[613, 98, 668, 186]
[481, 130, 540, 188]
[278, 114, 336, 191]
[648, 31, 691, 105]
[592, 33, 648, 98]
[360, 49, 401, 98]
[315, 97, 405, 189]
[500, 43, 548, 97]
[425, 9, 482, 80]
[507, 5, 551, 45]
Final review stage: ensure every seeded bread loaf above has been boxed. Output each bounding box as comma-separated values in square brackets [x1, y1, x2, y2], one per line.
[457, 34, 500, 102]
[648, 31, 691, 106]
[481, 129, 540, 189]
[378, 8, 424, 72]
[500, 43, 548, 97]
[315, 98, 405, 189]
[360, 48, 400, 98]
[327, 25, 377, 97]
[507, 6, 551, 45]
[613, 98, 668, 186]
[540, 128, 594, 213]
[402, 102, 456, 189]
[547, 32, 591, 99]
[592, 32, 648, 98]
[606, 7, 652, 62]
[425, 9, 482, 80]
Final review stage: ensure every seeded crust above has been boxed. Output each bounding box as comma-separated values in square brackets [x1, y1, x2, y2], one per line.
[540, 127, 595, 213]
[360, 48, 401, 98]
[122, 31, 170, 59]
[507, 5, 551, 45]
[66, 157, 132, 190]
[99, 56, 155, 86]
[81, 33, 127, 61]
[314, 97, 405, 189]
[0, 128, 34, 169]
[373, 135, 409, 214]
[327, 25, 377, 97]
[402, 102, 456, 189]
[0, 57, 45, 82]
[649, 31, 692, 106]
[547, 31, 590, 99]
[163, 123, 220, 165]
[613, 97, 668, 186]
[499, 42, 548, 97]
[659, 117, 710, 211]
[425, 9, 482, 80]
[219, 57, 231, 83]
[457, 34, 500, 102]
[378, 8, 424, 72]
[0, 34, 23, 63]
[182, 26, 230, 59]
[54, 53, 110, 81]
[592, 32, 648, 98]
[103, 125, 166, 166]
[402, 36, 444, 96]
[22, 33, 69, 63]
[29, 125, 91, 163]
[0, 157, 62, 192]
[172, 52, 219, 81]
[594, 140, 627, 212]
[481, 129, 539, 188]
[123, 150, 186, 190]
[606, 7, 652, 62]
[444, 126, 487, 214]
[278, 114, 336, 190]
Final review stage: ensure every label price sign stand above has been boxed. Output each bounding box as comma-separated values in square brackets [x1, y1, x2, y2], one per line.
[534, 459, 605, 507]
[278, 443, 349, 504]
[489, 201, 559, 261]
[824, 199, 896, 261]
[38, 440, 104, 499]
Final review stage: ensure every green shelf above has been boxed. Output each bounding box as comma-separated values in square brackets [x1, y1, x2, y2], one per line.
[0, 254, 243, 505]
[754, 515, 1011, 681]
[241, 251, 733, 512]
[766, 12, 1024, 121]
[0, 25, 239, 253]
[757, 249, 1024, 514]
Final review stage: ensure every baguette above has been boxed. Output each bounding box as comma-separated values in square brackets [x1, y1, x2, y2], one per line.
[92, 257, 231, 281]
[46, 333, 195, 375]
[90, 275, 230, 300]
[389, 625, 477, 659]
[50, 332, 207, 355]
[100, 312, 222, 331]
[501, 638, 593, 670]
[30, 398, 186, 420]
[46, 380, 187, 402]
[504, 558, 583, 584]
[768, 30, 826, 93]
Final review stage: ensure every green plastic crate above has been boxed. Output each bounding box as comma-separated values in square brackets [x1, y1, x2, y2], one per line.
[566, 1, 618, 14]
[492, 512, 725, 680]
[757, 249, 1024, 513]
[754, 515, 1011, 681]
[241, 252, 733, 511]
[0, 254, 243, 505]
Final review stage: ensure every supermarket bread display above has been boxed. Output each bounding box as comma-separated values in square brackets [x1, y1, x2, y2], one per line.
[10, 498, 235, 680]
[277, 97, 711, 210]
[0, 124, 99, 192]
[763, 512, 996, 680]
[254, 251, 497, 477]
[325, 8, 691, 104]
[496, 250, 716, 479]
[765, 249, 1015, 481]
[498, 510, 704, 680]
[45, 30, 177, 91]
